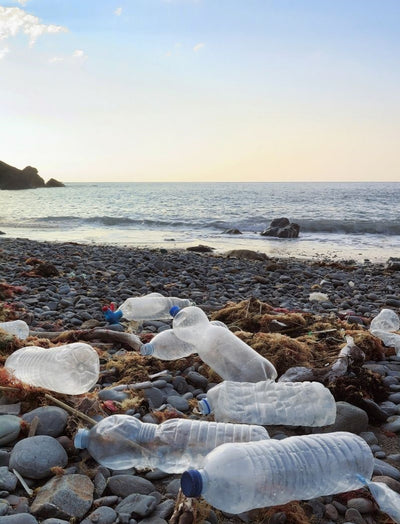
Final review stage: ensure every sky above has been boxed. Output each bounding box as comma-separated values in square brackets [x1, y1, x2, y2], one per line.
[1, 0, 400, 183]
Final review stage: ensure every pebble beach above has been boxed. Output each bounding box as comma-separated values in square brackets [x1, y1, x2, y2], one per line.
[1, 237, 400, 524]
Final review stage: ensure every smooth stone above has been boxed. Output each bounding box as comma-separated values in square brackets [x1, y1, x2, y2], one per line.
[0, 451, 10, 467]
[371, 475, 400, 494]
[0, 467, 17, 491]
[382, 415, 400, 433]
[171, 377, 189, 394]
[0, 416, 21, 445]
[359, 432, 378, 446]
[374, 451, 386, 459]
[94, 471, 107, 498]
[9, 436, 68, 479]
[152, 499, 175, 520]
[373, 458, 400, 480]
[344, 508, 367, 524]
[347, 498, 375, 513]
[115, 494, 157, 518]
[313, 402, 368, 435]
[324, 503, 339, 521]
[80, 506, 118, 524]
[186, 371, 208, 389]
[41, 520, 70, 524]
[166, 396, 189, 411]
[387, 453, 400, 463]
[0, 515, 38, 523]
[145, 469, 171, 481]
[22, 407, 68, 437]
[388, 392, 400, 404]
[31, 474, 94, 519]
[144, 388, 165, 409]
[140, 517, 167, 524]
[379, 401, 399, 417]
[98, 390, 129, 402]
[0, 501, 9, 516]
[165, 478, 181, 497]
[107, 475, 155, 497]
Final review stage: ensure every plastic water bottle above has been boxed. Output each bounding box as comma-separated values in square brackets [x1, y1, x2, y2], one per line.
[171, 306, 277, 381]
[370, 309, 400, 354]
[140, 321, 229, 359]
[198, 379, 336, 427]
[74, 414, 270, 473]
[5, 342, 100, 395]
[0, 320, 29, 340]
[104, 292, 194, 323]
[181, 432, 373, 513]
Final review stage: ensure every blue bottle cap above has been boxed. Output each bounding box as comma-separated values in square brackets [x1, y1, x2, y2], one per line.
[198, 398, 211, 415]
[104, 309, 123, 324]
[170, 306, 180, 317]
[181, 470, 203, 497]
[74, 428, 90, 449]
[140, 343, 154, 356]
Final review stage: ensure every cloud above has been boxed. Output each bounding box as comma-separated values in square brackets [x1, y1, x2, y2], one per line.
[0, 6, 67, 46]
[0, 46, 9, 59]
[193, 42, 205, 52]
[73, 49, 87, 61]
[49, 55, 64, 64]
[114, 7, 122, 16]
[13, 0, 29, 5]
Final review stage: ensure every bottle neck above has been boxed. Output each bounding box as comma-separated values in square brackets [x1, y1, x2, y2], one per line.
[137, 422, 157, 443]
[74, 428, 90, 449]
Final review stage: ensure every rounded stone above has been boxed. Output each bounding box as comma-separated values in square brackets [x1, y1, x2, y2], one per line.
[0, 515, 38, 523]
[98, 389, 129, 402]
[347, 497, 375, 513]
[22, 406, 68, 437]
[166, 396, 189, 412]
[0, 415, 21, 445]
[9, 436, 68, 479]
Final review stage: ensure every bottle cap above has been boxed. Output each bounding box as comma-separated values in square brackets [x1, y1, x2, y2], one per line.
[198, 398, 211, 415]
[140, 343, 154, 356]
[181, 470, 203, 497]
[74, 428, 90, 449]
[104, 309, 123, 324]
[170, 306, 180, 317]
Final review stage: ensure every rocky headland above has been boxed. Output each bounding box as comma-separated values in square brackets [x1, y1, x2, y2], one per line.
[0, 161, 64, 190]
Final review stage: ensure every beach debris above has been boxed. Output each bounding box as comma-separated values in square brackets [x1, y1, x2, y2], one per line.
[22, 257, 59, 277]
[309, 292, 329, 302]
[369, 308, 400, 354]
[186, 244, 215, 252]
[224, 249, 268, 261]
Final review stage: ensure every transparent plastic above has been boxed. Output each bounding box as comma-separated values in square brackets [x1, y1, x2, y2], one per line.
[74, 414, 270, 473]
[140, 321, 228, 359]
[370, 309, 400, 354]
[0, 320, 29, 340]
[5, 342, 100, 395]
[181, 432, 373, 514]
[172, 306, 277, 381]
[117, 293, 194, 321]
[365, 479, 400, 523]
[199, 380, 336, 427]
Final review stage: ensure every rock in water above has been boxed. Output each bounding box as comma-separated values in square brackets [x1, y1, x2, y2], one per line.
[261, 217, 300, 238]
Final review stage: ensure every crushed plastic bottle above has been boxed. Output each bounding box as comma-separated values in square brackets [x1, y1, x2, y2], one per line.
[104, 292, 194, 324]
[74, 414, 270, 473]
[5, 342, 100, 395]
[198, 379, 336, 427]
[0, 320, 29, 340]
[181, 431, 400, 521]
[370, 309, 400, 354]
[171, 306, 277, 381]
[140, 321, 228, 359]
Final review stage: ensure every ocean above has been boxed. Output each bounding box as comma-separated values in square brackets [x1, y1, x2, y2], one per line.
[1, 182, 400, 262]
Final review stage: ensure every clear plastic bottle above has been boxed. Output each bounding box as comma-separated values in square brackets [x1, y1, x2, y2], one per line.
[0, 320, 29, 340]
[198, 379, 336, 427]
[74, 414, 270, 473]
[370, 309, 400, 354]
[5, 342, 100, 395]
[181, 432, 374, 514]
[171, 306, 277, 381]
[105, 293, 194, 323]
[140, 321, 228, 359]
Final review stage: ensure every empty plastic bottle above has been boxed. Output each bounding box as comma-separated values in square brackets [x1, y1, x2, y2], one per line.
[198, 379, 336, 427]
[0, 320, 29, 340]
[5, 342, 100, 395]
[370, 309, 400, 354]
[74, 414, 270, 473]
[140, 321, 228, 359]
[104, 293, 194, 323]
[171, 306, 277, 381]
[181, 432, 377, 514]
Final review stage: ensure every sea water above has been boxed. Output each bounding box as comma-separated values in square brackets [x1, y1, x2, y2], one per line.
[1, 181, 400, 262]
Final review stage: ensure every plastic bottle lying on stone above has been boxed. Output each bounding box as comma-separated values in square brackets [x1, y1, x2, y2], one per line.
[0, 320, 29, 340]
[370, 309, 400, 354]
[171, 306, 277, 381]
[181, 432, 400, 522]
[198, 379, 336, 427]
[74, 414, 270, 473]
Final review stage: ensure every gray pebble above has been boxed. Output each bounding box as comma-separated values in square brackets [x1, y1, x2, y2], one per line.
[80, 506, 117, 524]
[98, 389, 129, 402]
[115, 494, 157, 518]
[144, 388, 165, 409]
[166, 396, 189, 412]
[186, 371, 208, 389]
[373, 458, 400, 480]
[0, 467, 17, 492]
[165, 478, 181, 497]
[22, 407, 68, 437]
[0, 515, 38, 524]
[0, 416, 21, 446]
[9, 436, 68, 479]
[344, 508, 367, 524]
[107, 475, 155, 497]
[347, 497, 375, 514]
[153, 499, 175, 520]
[41, 520, 70, 524]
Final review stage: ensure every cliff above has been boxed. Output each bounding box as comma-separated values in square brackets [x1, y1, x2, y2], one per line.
[0, 160, 64, 190]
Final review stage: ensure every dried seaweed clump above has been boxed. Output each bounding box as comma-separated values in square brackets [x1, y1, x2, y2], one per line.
[348, 330, 388, 361]
[211, 298, 274, 332]
[250, 501, 311, 524]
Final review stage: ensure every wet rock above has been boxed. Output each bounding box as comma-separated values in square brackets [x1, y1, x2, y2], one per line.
[186, 245, 214, 253]
[115, 493, 157, 518]
[31, 474, 94, 519]
[386, 257, 400, 271]
[22, 407, 68, 437]
[107, 475, 155, 497]
[9, 436, 68, 479]
[261, 217, 300, 239]
[81, 506, 118, 524]
[0, 415, 21, 445]
[0, 467, 18, 491]
[371, 475, 400, 494]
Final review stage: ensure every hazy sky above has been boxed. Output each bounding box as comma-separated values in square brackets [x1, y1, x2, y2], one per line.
[1, 0, 400, 183]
